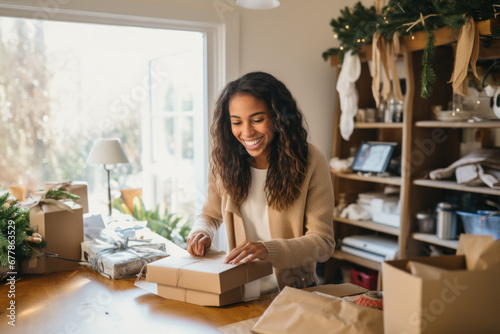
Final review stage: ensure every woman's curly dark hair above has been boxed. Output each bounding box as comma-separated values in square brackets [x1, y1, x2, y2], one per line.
[210, 71, 309, 210]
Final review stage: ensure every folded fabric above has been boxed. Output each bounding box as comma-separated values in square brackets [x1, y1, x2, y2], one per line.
[340, 203, 371, 221]
[429, 149, 500, 189]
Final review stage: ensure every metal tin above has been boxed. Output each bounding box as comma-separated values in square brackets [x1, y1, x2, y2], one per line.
[416, 211, 436, 234]
[436, 202, 457, 239]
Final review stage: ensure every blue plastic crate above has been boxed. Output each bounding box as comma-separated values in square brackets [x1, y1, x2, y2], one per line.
[456, 210, 500, 240]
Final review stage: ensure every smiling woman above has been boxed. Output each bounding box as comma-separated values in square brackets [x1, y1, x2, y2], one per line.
[187, 72, 335, 295]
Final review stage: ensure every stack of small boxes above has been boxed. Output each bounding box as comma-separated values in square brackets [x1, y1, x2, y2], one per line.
[143, 252, 273, 306]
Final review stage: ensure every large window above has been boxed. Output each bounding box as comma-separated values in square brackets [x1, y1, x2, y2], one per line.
[0, 16, 207, 223]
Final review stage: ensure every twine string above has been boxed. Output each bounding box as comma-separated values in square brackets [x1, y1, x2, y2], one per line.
[89, 236, 168, 278]
[402, 13, 439, 32]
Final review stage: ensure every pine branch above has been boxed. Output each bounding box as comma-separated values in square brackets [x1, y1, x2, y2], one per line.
[45, 189, 80, 201]
[421, 29, 437, 98]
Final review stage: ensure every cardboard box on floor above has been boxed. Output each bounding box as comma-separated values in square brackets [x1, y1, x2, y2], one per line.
[22, 201, 84, 274]
[146, 251, 273, 294]
[383, 234, 500, 334]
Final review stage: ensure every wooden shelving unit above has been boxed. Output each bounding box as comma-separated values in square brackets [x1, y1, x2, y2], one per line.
[329, 18, 500, 270]
[404, 21, 500, 256]
[330, 47, 411, 273]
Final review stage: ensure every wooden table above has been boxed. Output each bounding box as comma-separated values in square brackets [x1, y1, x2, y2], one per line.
[0, 267, 275, 333]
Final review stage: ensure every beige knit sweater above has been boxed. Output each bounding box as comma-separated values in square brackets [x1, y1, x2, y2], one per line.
[190, 144, 335, 290]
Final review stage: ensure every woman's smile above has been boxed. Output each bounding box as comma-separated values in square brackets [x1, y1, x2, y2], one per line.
[244, 137, 264, 148]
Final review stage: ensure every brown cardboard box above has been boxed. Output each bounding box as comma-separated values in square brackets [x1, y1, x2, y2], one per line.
[157, 284, 244, 306]
[146, 252, 273, 294]
[21, 201, 84, 274]
[45, 181, 89, 213]
[134, 280, 245, 307]
[383, 251, 500, 333]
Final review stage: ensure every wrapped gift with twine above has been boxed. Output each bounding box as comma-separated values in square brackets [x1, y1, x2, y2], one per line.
[21, 191, 84, 274]
[81, 231, 168, 280]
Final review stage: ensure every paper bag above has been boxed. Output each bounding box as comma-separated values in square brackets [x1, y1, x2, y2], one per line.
[252, 286, 383, 334]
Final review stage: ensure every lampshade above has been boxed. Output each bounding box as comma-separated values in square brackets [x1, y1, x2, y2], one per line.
[86, 138, 130, 165]
[237, 0, 280, 10]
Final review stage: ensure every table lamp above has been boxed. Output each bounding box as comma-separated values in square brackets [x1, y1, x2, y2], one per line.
[86, 138, 130, 216]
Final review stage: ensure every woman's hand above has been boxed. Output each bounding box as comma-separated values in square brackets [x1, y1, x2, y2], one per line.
[224, 241, 268, 264]
[186, 232, 211, 257]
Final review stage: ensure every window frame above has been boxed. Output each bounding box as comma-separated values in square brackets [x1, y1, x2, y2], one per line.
[0, 2, 236, 250]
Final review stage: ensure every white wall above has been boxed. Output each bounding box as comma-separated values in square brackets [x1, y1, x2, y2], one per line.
[0, 0, 372, 156]
[237, 0, 357, 156]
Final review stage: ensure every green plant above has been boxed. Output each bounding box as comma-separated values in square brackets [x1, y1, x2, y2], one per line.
[0, 193, 46, 271]
[113, 196, 191, 248]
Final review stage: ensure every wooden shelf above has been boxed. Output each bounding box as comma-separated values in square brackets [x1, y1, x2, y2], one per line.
[329, 18, 499, 65]
[412, 233, 459, 250]
[413, 179, 500, 196]
[333, 216, 400, 236]
[354, 122, 403, 129]
[402, 26, 458, 53]
[478, 17, 500, 36]
[415, 120, 500, 128]
[331, 170, 402, 186]
[331, 250, 381, 271]
[401, 18, 499, 53]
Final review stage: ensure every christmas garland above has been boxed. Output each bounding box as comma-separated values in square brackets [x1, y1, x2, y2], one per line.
[0, 193, 46, 271]
[324, 0, 500, 99]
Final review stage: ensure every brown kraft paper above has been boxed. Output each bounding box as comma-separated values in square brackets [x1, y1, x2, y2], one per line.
[252, 286, 383, 334]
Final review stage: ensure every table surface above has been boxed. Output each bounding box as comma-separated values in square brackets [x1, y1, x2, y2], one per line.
[0, 267, 276, 333]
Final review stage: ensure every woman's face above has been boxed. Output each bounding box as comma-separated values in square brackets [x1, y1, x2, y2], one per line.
[229, 94, 275, 169]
